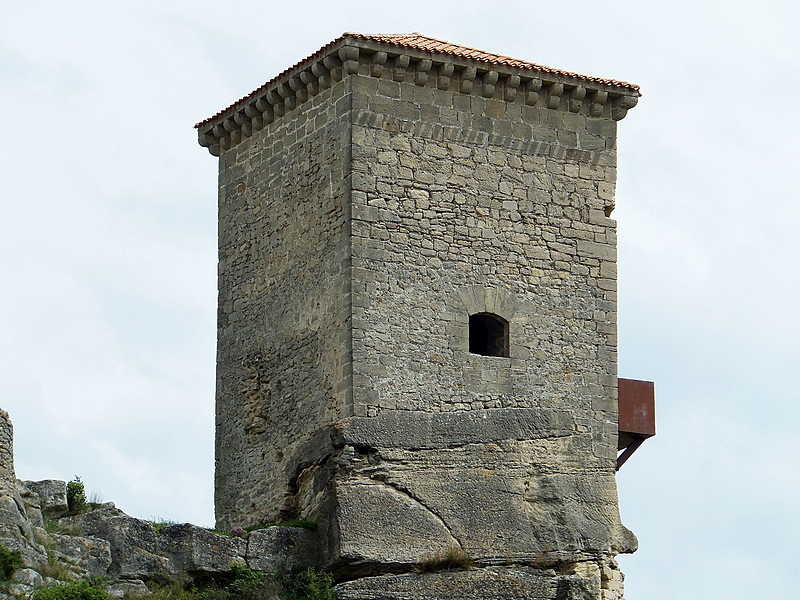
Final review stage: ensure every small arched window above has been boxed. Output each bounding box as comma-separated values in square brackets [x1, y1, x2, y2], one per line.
[469, 313, 509, 357]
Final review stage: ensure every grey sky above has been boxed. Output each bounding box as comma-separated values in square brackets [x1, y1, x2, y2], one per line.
[2, 2, 798, 598]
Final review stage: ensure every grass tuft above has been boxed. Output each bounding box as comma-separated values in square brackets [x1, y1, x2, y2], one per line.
[415, 546, 474, 573]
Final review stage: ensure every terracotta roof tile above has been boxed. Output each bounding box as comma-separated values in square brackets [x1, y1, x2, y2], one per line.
[197, 33, 638, 129]
[347, 33, 638, 90]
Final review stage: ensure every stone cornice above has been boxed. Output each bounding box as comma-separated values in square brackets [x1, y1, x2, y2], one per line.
[196, 33, 640, 156]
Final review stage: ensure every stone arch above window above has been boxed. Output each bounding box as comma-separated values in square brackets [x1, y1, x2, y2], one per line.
[455, 285, 519, 322]
[446, 285, 521, 359]
[469, 313, 509, 357]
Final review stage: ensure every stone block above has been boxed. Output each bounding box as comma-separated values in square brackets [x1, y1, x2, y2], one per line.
[106, 580, 149, 599]
[158, 523, 247, 575]
[577, 240, 616, 261]
[50, 533, 112, 578]
[246, 526, 320, 573]
[333, 481, 460, 568]
[24, 480, 68, 516]
[336, 566, 599, 600]
[65, 506, 173, 578]
[337, 408, 574, 450]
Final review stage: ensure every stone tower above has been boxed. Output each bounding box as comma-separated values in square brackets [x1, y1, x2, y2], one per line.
[197, 33, 640, 597]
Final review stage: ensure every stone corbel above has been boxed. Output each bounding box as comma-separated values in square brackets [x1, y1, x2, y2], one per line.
[277, 82, 295, 112]
[222, 118, 238, 147]
[460, 67, 477, 94]
[525, 78, 542, 106]
[289, 76, 308, 104]
[300, 70, 318, 96]
[482, 70, 499, 98]
[311, 62, 331, 90]
[255, 96, 274, 126]
[323, 55, 343, 82]
[371, 52, 387, 78]
[393, 55, 410, 82]
[505, 74, 521, 102]
[569, 85, 586, 113]
[590, 90, 608, 117]
[338, 46, 359, 75]
[415, 59, 432, 86]
[234, 110, 252, 138]
[265, 89, 284, 117]
[198, 129, 216, 148]
[437, 62, 454, 90]
[547, 82, 564, 109]
[611, 94, 638, 121]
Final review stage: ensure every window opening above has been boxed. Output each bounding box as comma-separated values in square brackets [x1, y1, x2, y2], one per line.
[469, 313, 509, 357]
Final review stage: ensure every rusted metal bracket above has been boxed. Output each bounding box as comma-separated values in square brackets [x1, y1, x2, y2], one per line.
[616, 378, 656, 470]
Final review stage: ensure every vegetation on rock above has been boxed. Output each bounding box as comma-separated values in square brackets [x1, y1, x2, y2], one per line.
[0, 545, 23, 582]
[31, 580, 112, 600]
[415, 547, 474, 573]
[66, 477, 86, 514]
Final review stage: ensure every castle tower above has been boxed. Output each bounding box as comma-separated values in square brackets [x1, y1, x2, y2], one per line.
[197, 33, 640, 597]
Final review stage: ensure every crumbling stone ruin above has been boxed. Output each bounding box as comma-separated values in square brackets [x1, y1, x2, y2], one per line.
[196, 33, 643, 599]
[0, 409, 320, 598]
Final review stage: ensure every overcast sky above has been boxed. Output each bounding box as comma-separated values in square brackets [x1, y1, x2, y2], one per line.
[2, 2, 798, 598]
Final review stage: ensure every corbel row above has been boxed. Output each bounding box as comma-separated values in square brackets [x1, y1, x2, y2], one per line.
[198, 44, 639, 156]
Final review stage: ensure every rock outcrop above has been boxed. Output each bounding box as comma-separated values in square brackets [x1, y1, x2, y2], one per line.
[0, 409, 320, 598]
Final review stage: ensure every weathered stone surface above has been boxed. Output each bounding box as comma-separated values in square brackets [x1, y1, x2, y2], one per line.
[66, 506, 173, 578]
[50, 533, 112, 579]
[17, 482, 44, 528]
[24, 480, 69, 516]
[14, 568, 43, 587]
[334, 481, 461, 569]
[106, 579, 149, 598]
[324, 443, 635, 568]
[337, 408, 573, 450]
[0, 411, 48, 566]
[246, 526, 319, 573]
[336, 566, 599, 600]
[158, 523, 246, 574]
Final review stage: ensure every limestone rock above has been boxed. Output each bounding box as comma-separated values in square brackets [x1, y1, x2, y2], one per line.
[106, 579, 149, 598]
[336, 566, 599, 600]
[50, 533, 112, 579]
[246, 526, 319, 573]
[0, 495, 47, 566]
[334, 481, 461, 570]
[14, 568, 43, 587]
[66, 506, 174, 579]
[23, 480, 69, 516]
[158, 523, 246, 575]
[17, 481, 44, 528]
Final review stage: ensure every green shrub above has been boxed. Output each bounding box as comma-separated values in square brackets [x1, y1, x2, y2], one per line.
[303, 568, 336, 600]
[0, 544, 23, 582]
[31, 580, 112, 600]
[137, 565, 335, 600]
[66, 477, 86, 513]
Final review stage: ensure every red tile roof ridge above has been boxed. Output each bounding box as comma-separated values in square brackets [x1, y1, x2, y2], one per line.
[196, 32, 639, 129]
[345, 32, 639, 90]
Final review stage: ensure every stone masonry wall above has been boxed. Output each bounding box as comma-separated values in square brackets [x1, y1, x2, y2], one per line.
[304, 69, 635, 572]
[206, 35, 639, 598]
[348, 72, 619, 426]
[0, 411, 15, 494]
[215, 77, 353, 530]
